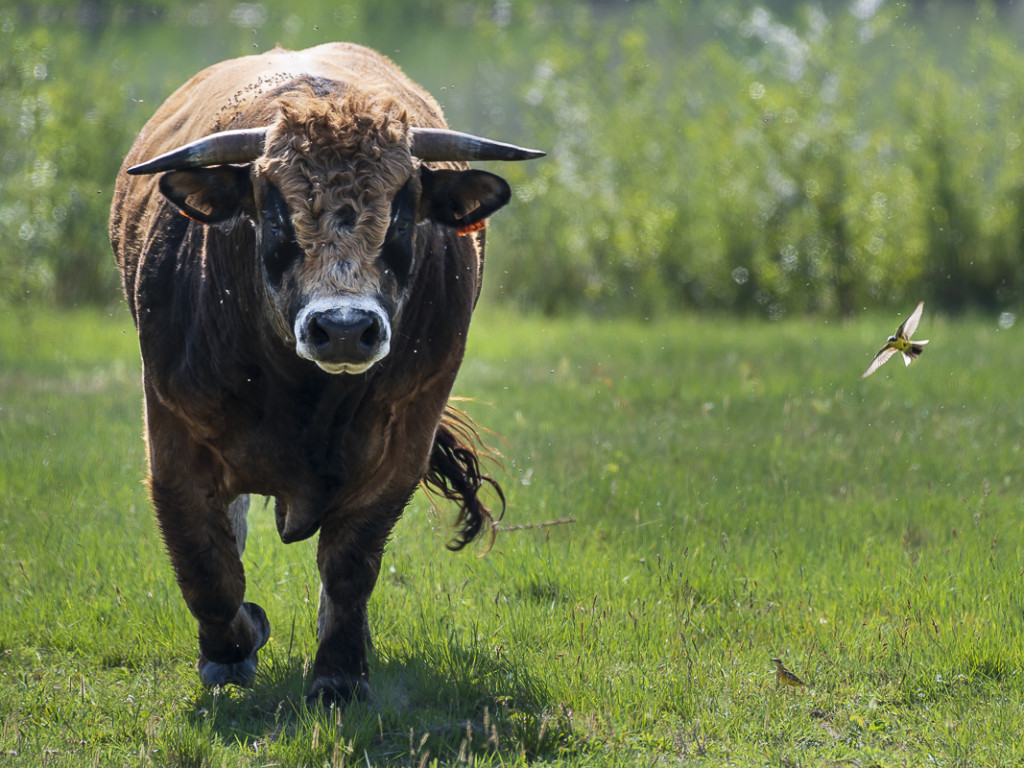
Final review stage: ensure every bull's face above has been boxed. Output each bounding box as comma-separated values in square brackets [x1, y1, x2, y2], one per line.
[141, 105, 523, 375]
[252, 174, 404, 374]
[245, 160, 508, 375]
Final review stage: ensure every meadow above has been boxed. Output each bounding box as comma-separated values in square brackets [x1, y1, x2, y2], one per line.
[2, 305, 1023, 766]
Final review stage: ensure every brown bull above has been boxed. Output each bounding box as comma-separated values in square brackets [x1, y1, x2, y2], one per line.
[109, 42, 542, 704]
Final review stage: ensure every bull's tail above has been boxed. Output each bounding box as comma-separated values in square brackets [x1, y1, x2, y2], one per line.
[423, 402, 505, 553]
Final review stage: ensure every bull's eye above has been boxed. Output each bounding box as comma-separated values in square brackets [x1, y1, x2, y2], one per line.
[259, 185, 301, 288]
[380, 184, 416, 285]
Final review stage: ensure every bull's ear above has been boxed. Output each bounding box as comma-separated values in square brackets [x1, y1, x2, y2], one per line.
[158, 166, 254, 224]
[419, 168, 511, 229]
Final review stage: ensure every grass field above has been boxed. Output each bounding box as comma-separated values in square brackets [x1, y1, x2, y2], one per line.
[1, 305, 1023, 766]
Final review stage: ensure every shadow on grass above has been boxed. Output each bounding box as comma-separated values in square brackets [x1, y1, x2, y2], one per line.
[178, 638, 577, 765]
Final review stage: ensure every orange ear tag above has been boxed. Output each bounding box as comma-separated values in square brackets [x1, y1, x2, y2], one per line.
[457, 220, 487, 236]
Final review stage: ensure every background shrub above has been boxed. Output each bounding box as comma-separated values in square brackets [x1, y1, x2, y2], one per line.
[2, 0, 1023, 317]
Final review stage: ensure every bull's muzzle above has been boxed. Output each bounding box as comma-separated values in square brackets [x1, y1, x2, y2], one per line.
[295, 299, 391, 374]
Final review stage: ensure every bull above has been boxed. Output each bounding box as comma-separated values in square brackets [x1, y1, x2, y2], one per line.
[109, 42, 542, 704]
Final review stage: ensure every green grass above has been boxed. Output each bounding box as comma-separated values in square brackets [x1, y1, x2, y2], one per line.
[2, 305, 1023, 766]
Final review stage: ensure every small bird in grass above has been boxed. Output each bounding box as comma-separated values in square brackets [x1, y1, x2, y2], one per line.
[861, 301, 929, 379]
[771, 657, 806, 689]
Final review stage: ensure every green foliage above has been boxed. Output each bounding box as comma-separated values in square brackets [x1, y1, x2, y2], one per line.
[3, 306, 1024, 765]
[2, 2, 1024, 316]
[491, 1, 1024, 317]
[0, 19, 139, 306]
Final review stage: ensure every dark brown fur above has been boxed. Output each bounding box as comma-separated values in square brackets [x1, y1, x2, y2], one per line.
[109, 43, 513, 704]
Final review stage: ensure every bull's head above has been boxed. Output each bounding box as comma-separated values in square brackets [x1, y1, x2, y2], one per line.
[127, 95, 543, 375]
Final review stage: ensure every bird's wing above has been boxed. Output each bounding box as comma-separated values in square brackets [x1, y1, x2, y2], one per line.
[861, 346, 897, 378]
[897, 301, 925, 340]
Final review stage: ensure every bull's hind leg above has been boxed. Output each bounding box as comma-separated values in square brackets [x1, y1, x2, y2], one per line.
[145, 398, 270, 687]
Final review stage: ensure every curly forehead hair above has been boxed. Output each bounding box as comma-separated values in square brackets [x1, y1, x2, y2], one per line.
[256, 85, 415, 257]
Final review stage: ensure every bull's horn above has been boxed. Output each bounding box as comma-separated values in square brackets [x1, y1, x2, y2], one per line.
[126, 127, 268, 175]
[410, 127, 545, 162]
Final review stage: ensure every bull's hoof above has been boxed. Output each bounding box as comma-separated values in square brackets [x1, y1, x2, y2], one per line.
[305, 675, 370, 707]
[199, 653, 259, 687]
[197, 602, 271, 688]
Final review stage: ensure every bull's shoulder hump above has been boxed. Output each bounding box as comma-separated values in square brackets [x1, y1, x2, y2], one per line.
[290, 43, 447, 126]
[223, 43, 414, 91]
[293, 42, 391, 67]
[156, 46, 348, 104]
[134, 42, 447, 154]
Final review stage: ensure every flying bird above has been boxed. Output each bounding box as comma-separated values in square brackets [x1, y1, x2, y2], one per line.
[861, 301, 929, 378]
[771, 657, 806, 689]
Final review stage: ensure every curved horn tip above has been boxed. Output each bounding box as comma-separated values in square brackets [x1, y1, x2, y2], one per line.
[124, 126, 268, 176]
[482, 145, 546, 162]
[511, 147, 546, 160]
[410, 127, 546, 162]
[126, 160, 164, 176]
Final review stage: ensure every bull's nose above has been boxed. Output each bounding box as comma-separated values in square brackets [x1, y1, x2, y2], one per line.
[306, 309, 385, 365]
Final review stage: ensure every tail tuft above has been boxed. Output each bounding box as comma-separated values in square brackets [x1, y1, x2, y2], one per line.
[422, 404, 506, 552]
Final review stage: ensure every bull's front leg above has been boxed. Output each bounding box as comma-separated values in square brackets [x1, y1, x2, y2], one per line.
[307, 503, 404, 705]
[146, 397, 270, 688]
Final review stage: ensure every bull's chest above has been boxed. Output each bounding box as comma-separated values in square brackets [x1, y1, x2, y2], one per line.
[173, 368, 404, 538]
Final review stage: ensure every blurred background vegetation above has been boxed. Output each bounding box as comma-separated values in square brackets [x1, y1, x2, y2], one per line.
[2, 0, 1023, 317]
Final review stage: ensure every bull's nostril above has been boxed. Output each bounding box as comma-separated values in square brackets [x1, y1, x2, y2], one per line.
[359, 320, 380, 351]
[309, 319, 331, 351]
